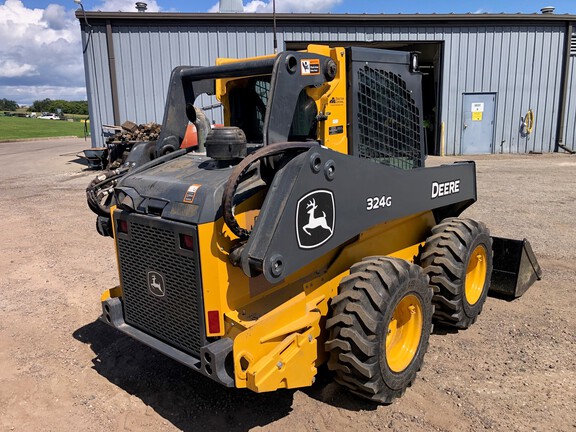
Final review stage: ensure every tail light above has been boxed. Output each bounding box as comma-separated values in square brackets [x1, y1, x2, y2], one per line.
[117, 219, 128, 234]
[207, 310, 221, 334]
[179, 233, 194, 250]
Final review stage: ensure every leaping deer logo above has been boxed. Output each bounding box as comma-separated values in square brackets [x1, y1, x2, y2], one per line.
[150, 275, 164, 295]
[148, 271, 166, 297]
[303, 198, 333, 236]
[296, 190, 335, 249]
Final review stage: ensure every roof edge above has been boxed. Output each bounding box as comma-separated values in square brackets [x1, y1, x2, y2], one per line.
[74, 11, 576, 23]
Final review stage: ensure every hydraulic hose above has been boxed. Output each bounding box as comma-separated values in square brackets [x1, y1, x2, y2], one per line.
[86, 168, 128, 217]
[222, 142, 319, 239]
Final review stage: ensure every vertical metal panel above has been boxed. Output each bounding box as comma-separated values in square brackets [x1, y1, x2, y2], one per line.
[564, 54, 576, 150]
[82, 18, 568, 152]
[83, 25, 114, 147]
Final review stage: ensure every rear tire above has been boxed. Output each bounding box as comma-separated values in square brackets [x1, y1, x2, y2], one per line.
[325, 257, 433, 404]
[420, 218, 493, 329]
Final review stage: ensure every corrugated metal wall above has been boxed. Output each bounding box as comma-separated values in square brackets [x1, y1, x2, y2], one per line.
[563, 33, 576, 150]
[82, 25, 114, 148]
[82, 18, 573, 154]
[440, 24, 565, 154]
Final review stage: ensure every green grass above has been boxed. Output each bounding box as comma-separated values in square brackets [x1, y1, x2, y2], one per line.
[65, 114, 90, 121]
[0, 116, 88, 140]
[3, 110, 88, 121]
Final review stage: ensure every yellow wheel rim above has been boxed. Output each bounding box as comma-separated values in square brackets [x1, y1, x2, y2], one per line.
[386, 294, 423, 373]
[465, 245, 488, 305]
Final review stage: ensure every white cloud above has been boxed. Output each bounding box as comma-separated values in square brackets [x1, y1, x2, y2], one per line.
[243, 1, 267, 12]
[0, 0, 85, 104]
[209, 0, 342, 13]
[93, 0, 161, 12]
[0, 60, 38, 78]
[43, 4, 69, 30]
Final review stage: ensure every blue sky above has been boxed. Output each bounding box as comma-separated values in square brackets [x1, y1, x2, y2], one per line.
[18, 0, 576, 14]
[1, 0, 575, 104]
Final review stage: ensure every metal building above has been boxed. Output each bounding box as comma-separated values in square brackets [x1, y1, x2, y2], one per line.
[77, 11, 576, 154]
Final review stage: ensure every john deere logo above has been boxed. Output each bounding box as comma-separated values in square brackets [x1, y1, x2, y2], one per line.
[147, 271, 165, 297]
[296, 190, 335, 249]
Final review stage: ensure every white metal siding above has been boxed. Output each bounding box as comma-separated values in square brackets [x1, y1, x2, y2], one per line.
[83, 25, 114, 147]
[564, 54, 576, 150]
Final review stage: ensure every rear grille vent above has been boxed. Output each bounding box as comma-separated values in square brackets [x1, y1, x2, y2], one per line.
[357, 66, 422, 170]
[117, 218, 203, 356]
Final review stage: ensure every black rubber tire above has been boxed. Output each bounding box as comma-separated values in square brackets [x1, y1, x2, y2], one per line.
[420, 218, 493, 329]
[325, 257, 433, 404]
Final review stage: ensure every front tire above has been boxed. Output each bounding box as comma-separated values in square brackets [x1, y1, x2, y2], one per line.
[420, 218, 493, 329]
[325, 257, 433, 404]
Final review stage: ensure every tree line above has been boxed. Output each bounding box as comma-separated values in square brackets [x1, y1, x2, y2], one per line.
[1, 98, 89, 115]
[28, 99, 89, 115]
[0, 98, 19, 111]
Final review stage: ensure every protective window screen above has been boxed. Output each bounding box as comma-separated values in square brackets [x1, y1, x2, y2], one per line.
[228, 77, 270, 143]
[357, 66, 422, 169]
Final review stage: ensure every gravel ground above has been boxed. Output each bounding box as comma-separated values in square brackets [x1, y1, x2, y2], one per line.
[0, 138, 575, 432]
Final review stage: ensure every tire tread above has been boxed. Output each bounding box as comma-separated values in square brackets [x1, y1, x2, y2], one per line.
[421, 218, 493, 329]
[325, 257, 433, 403]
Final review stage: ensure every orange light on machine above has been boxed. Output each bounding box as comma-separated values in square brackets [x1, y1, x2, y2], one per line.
[179, 233, 195, 250]
[207, 310, 221, 334]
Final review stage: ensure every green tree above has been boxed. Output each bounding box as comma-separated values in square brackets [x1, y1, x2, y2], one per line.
[0, 98, 19, 111]
[29, 98, 52, 113]
[28, 98, 88, 115]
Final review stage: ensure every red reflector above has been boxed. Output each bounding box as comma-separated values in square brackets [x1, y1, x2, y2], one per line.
[207, 310, 221, 334]
[117, 220, 128, 233]
[180, 233, 194, 250]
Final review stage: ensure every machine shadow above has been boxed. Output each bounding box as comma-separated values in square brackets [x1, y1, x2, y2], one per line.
[74, 320, 295, 432]
[300, 365, 379, 411]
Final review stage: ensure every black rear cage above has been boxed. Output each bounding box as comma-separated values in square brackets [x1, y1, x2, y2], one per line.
[155, 52, 335, 156]
[156, 47, 425, 169]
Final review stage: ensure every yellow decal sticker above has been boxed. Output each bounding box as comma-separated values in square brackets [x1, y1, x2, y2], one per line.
[472, 112, 483, 121]
[329, 96, 345, 106]
[301, 59, 320, 75]
[183, 184, 201, 203]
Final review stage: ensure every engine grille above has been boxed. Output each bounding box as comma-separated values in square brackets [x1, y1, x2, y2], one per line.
[117, 217, 203, 356]
[357, 66, 422, 170]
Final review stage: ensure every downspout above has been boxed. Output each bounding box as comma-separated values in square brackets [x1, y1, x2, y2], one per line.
[555, 21, 573, 152]
[106, 19, 121, 126]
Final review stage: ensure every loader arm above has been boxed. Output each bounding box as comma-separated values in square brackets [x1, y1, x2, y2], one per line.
[238, 145, 477, 282]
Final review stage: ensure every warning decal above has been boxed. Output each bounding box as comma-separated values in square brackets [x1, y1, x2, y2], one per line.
[471, 102, 484, 112]
[329, 125, 344, 135]
[301, 59, 320, 75]
[183, 184, 201, 204]
[471, 102, 484, 121]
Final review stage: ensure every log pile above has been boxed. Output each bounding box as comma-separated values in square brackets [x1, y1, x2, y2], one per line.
[105, 121, 161, 144]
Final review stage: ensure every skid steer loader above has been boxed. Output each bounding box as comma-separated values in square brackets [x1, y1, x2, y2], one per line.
[88, 45, 541, 403]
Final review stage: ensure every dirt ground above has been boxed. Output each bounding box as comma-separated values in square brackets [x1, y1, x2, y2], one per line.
[0, 138, 575, 432]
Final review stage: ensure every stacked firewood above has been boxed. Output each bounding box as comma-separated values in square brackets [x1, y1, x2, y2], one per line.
[105, 121, 162, 144]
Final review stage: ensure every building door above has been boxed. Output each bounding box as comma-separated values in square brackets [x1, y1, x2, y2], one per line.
[461, 93, 496, 154]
